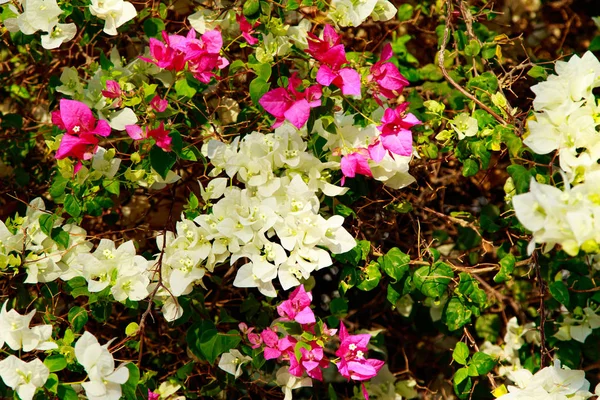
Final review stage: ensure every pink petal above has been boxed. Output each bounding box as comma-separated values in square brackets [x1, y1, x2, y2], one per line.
[283, 99, 311, 129]
[150, 96, 169, 112]
[93, 119, 112, 137]
[380, 43, 393, 62]
[201, 30, 224, 54]
[259, 88, 292, 118]
[381, 131, 413, 156]
[125, 124, 144, 140]
[316, 65, 338, 87]
[295, 307, 316, 325]
[263, 347, 282, 360]
[59, 99, 94, 133]
[339, 68, 362, 96]
[368, 141, 386, 163]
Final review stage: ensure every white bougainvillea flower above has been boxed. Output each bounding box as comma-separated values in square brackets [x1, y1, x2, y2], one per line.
[5, 0, 63, 35]
[450, 113, 479, 140]
[75, 331, 130, 400]
[218, 349, 252, 378]
[499, 359, 593, 399]
[275, 366, 312, 400]
[89, 0, 137, 36]
[0, 356, 49, 400]
[0, 301, 57, 352]
[41, 23, 77, 49]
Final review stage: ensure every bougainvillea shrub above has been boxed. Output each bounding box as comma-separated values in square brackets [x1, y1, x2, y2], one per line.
[2, 0, 600, 399]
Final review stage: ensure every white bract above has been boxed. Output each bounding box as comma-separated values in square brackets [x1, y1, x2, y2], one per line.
[498, 359, 593, 400]
[0, 300, 57, 352]
[0, 356, 49, 400]
[276, 366, 313, 400]
[89, 0, 137, 36]
[218, 349, 252, 378]
[75, 331, 130, 400]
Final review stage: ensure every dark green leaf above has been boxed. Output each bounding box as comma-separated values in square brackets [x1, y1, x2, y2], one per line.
[356, 261, 382, 291]
[143, 17, 166, 38]
[68, 306, 88, 332]
[549, 281, 570, 308]
[507, 164, 532, 194]
[462, 159, 479, 177]
[494, 254, 515, 283]
[413, 261, 453, 298]
[469, 352, 495, 375]
[443, 297, 472, 331]
[380, 247, 410, 282]
[64, 194, 81, 218]
[39, 214, 56, 236]
[150, 146, 177, 179]
[250, 78, 271, 106]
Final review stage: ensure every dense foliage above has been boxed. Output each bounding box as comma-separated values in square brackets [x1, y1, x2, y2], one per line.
[2, 0, 600, 399]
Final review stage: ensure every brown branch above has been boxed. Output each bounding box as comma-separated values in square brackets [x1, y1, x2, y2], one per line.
[438, 1, 509, 126]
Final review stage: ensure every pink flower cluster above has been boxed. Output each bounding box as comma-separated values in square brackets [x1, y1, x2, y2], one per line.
[140, 28, 229, 83]
[340, 103, 421, 184]
[241, 285, 383, 399]
[52, 99, 111, 174]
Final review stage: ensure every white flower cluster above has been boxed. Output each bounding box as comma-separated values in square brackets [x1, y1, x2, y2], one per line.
[0, 300, 57, 352]
[154, 125, 356, 320]
[328, 0, 397, 27]
[554, 306, 600, 343]
[525, 52, 600, 182]
[481, 317, 539, 377]
[498, 359, 594, 400]
[3, 0, 136, 48]
[513, 52, 600, 256]
[4, 0, 76, 49]
[512, 172, 600, 256]
[0, 197, 152, 304]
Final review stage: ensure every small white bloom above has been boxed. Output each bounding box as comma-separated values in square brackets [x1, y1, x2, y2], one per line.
[0, 356, 49, 400]
[41, 23, 77, 49]
[450, 113, 479, 140]
[89, 0, 137, 36]
[218, 349, 252, 378]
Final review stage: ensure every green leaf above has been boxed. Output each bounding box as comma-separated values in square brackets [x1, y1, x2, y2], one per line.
[45, 373, 59, 393]
[413, 261, 453, 298]
[122, 363, 140, 399]
[469, 352, 495, 375]
[380, 247, 410, 282]
[462, 159, 479, 177]
[396, 3, 413, 21]
[250, 77, 271, 106]
[456, 273, 487, 307]
[39, 214, 56, 236]
[49, 175, 69, 198]
[51, 228, 70, 249]
[464, 39, 481, 57]
[0, 113, 23, 129]
[494, 254, 515, 283]
[549, 281, 570, 308]
[64, 194, 81, 218]
[356, 261, 382, 291]
[103, 179, 120, 196]
[507, 164, 532, 194]
[243, 0, 260, 16]
[67, 306, 88, 332]
[57, 385, 78, 400]
[453, 342, 470, 365]
[527, 65, 548, 80]
[99, 52, 114, 70]
[475, 314, 501, 342]
[443, 297, 472, 331]
[335, 204, 356, 218]
[143, 17, 166, 38]
[175, 78, 197, 98]
[150, 146, 177, 179]
[250, 63, 272, 81]
[44, 355, 67, 372]
[199, 329, 242, 364]
[453, 367, 472, 399]
[330, 297, 348, 316]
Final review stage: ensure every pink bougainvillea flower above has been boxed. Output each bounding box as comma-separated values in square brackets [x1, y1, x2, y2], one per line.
[259, 74, 322, 129]
[368, 43, 409, 103]
[307, 24, 361, 96]
[276, 285, 315, 325]
[52, 99, 111, 173]
[262, 330, 297, 361]
[334, 322, 384, 383]
[140, 29, 228, 83]
[125, 122, 172, 151]
[236, 13, 260, 45]
[101, 80, 122, 99]
[289, 342, 329, 381]
[148, 390, 159, 400]
[52, 99, 111, 137]
[340, 151, 372, 185]
[150, 95, 168, 112]
[371, 104, 420, 159]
